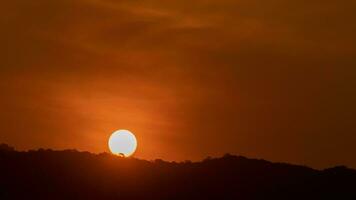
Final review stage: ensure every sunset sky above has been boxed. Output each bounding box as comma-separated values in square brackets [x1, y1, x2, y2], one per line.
[1, 0, 356, 168]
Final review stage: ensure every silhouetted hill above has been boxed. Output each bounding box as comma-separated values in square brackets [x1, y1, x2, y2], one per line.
[0, 145, 355, 200]
[0, 144, 15, 152]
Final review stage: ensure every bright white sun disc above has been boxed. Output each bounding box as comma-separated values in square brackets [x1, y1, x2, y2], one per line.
[108, 130, 137, 157]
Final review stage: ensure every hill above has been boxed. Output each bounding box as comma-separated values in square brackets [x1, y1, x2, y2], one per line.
[0, 144, 355, 199]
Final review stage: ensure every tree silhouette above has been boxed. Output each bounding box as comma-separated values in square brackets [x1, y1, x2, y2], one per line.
[0, 144, 355, 200]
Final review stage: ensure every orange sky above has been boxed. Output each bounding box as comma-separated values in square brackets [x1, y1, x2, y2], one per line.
[1, 0, 356, 168]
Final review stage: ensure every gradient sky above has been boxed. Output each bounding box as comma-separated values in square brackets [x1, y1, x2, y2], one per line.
[1, 0, 356, 168]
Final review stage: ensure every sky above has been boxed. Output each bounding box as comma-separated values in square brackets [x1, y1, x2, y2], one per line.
[1, 0, 356, 168]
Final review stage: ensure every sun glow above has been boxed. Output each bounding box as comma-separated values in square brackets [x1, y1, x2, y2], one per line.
[108, 130, 137, 157]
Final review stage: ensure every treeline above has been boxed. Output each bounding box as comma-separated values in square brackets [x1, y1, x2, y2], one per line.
[0, 144, 355, 199]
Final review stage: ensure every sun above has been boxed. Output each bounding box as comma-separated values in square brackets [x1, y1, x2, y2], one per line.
[108, 130, 137, 157]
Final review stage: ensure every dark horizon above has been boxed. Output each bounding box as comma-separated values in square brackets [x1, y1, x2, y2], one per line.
[0, 143, 354, 170]
[1, 144, 356, 200]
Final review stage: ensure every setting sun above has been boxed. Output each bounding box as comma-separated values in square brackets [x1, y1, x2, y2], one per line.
[108, 130, 137, 157]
